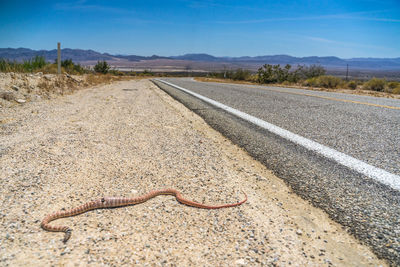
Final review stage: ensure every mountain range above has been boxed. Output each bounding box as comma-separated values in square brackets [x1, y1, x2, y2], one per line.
[1, 48, 400, 71]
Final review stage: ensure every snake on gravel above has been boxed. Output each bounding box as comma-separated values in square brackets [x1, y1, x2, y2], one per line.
[41, 188, 247, 243]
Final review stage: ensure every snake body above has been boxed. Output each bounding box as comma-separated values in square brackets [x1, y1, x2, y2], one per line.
[41, 188, 247, 242]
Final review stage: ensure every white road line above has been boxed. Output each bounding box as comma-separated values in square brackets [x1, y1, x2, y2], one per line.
[154, 78, 400, 191]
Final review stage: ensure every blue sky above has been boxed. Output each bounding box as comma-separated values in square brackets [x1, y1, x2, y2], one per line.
[0, 0, 399, 58]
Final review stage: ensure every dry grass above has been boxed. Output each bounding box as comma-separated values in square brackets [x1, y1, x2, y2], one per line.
[35, 74, 137, 99]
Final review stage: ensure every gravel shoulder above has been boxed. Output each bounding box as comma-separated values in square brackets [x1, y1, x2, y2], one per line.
[0, 79, 387, 266]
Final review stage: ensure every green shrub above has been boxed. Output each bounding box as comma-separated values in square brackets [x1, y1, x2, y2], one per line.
[0, 56, 48, 72]
[142, 69, 154, 76]
[387, 81, 399, 90]
[296, 64, 326, 79]
[231, 68, 251, 81]
[208, 69, 252, 81]
[393, 85, 400, 94]
[109, 69, 124, 76]
[363, 78, 386, 91]
[0, 59, 24, 72]
[58, 59, 87, 74]
[386, 81, 400, 93]
[27, 56, 47, 71]
[317, 76, 343, 88]
[347, 80, 357, 90]
[303, 75, 343, 88]
[38, 63, 59, 74]
[257, 64, 326, 84]
[61, 59, 74, 69]
[94, 60, 110, 74]
[303, 77, 318, 87]
[257, 64, 293, 83]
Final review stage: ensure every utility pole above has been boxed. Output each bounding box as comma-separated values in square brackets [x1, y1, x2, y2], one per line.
[57, 42, 61, 75]
[346, 64, 349, 81]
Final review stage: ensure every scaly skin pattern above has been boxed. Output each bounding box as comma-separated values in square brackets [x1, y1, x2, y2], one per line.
[41, 188, 247, 243]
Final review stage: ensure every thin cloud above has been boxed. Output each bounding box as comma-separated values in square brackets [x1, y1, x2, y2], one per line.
[306, 36, 386, 50]
[215, 10, 399, 24]
[53, 2, 136, 15]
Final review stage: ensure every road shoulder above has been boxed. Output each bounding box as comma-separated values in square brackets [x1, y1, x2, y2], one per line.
[0, 79, 386, 266]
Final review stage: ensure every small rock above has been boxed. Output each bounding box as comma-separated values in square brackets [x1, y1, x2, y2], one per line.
[296, 229, 303, 235]
[12, 85, 20, 91]
[235, 258, 247, 265]
[35, 72, 43, 76]
[0, 91, 16, 101]
[30, 95, 41, 101]
[16, 99, 26, 103]
[60, 247, 71, 255]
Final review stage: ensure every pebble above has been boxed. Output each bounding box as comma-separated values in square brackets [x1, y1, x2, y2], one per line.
[0, 90, 16, 101]
[235, 258, 247, 265]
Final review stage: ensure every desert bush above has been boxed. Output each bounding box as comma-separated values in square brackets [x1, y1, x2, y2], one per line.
[127, 71, 138, 76]
[346, 80, 357, 90]
[0, 59, 23, 72]
[141, 69, 154, 76]
[303, 75, 343, 88]
[227, 68, 251, 81]
[61, 59, 74, 69]
[393, 85, 400, 94]
[363, 78, 386, 91]
[257, 64, 326, 84]
[22, 56, 47, 72]
[281, 80, 292, 86]
[386, 81, 399, 93]
[318, 75, 343, 88]
[387, 81, 399, 89]
[109, 69, 124, 76]
[94, 60, 110, 74]
[303, 77, 318, 87]
[0, 56, 48, 73]
[39, 64, 59, 74]
[208, 69, 252, 81]
[257, 64, 291, 83]
[296, 64, 326, 79]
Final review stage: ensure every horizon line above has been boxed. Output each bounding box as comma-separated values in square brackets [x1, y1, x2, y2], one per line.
[1, 47, 400, 60]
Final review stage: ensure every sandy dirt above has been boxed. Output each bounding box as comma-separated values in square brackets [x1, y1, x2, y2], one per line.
[0, 72, 134, 109]
[0, 79, 387, 266]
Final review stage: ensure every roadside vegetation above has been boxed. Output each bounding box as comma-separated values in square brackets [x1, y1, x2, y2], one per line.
[2, 56, 399, 95]
[206, 64, 400, 95]
[0, 56, 156, 106]
[0, 56, 156, 77]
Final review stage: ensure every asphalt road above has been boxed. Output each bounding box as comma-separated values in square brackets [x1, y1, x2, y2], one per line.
[152, 78, 400, 265]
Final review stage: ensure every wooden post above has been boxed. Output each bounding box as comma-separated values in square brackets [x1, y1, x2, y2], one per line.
[57, 42, 61, 75]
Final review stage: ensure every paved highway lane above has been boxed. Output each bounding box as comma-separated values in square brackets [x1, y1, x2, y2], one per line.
[162, 78, 400, 177]
[153, 78, 400, 265]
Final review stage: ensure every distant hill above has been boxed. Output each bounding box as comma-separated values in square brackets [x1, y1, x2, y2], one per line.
[0, 48, 165, 62]
[0, 48, 119, 62]
[1, 48, 399, 70]
[174, 53, 400, 70]
[171, 53, 220, 62]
